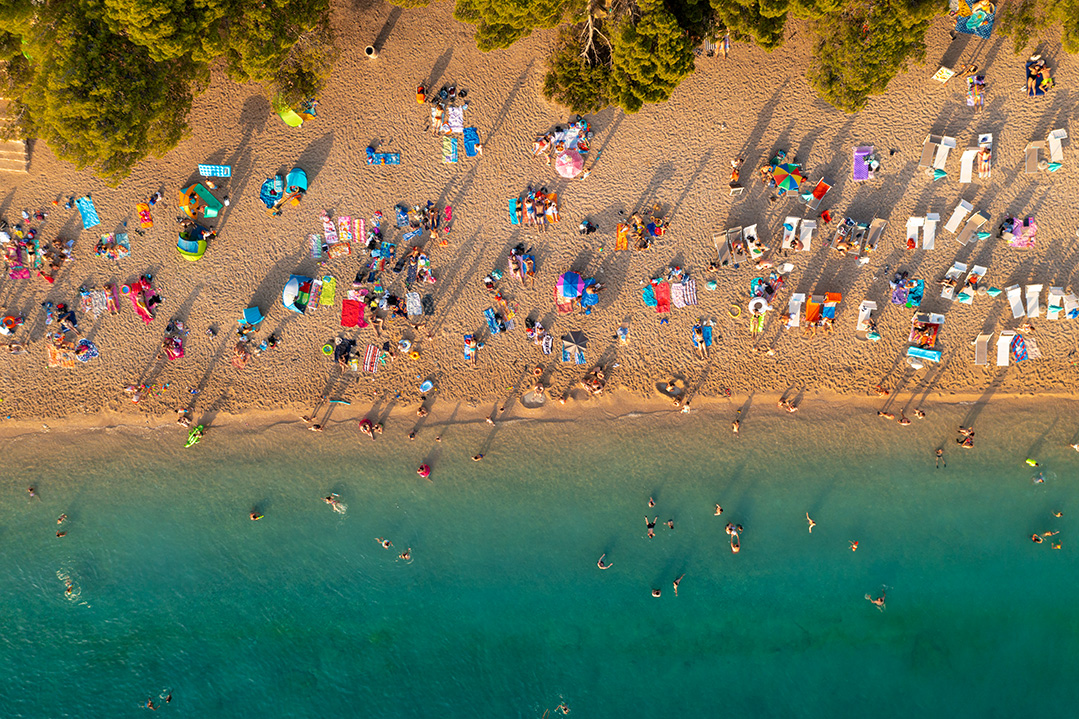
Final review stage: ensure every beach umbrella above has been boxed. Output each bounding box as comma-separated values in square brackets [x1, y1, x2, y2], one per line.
[933, 168, 948, 181]
[555, 149, 584, 179]
[1048, 161, 1063, 172]
[557, 271, 585, 299]
[563, 330, 588, 354]
[771, 163, 805, 193]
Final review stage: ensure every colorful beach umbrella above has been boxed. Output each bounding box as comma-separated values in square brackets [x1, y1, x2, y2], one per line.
[556, 272, 585, 299]
[772, 163, 805, 192]
[555, 149, 584, 179]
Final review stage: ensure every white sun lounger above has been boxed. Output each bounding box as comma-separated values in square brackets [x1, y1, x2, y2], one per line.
[786, 292, 806, 329]
[743, 224, 764, 257]
[1026, 284, 1043, 318]
[906, 217, 924, 248]
[1066, 293, 1079, 319]
[714, 234, 731, 267]
[1048, 129, 1068, 163]
[957, 265, 986, 304]
[1006, 284, 1024, 319]
[997, 331, 1015, 366]
[959, 147, 978, 183]
[782, 216, 801, 250]
[856, 300, 877, 331]
[935, 136, 956, 169]
[1025, 141, 1046, 174]
[944, 200, 973, 233]
[1047, 287, 1065, 320]
[923, 213, 939, 250]
[956, 211, 989, 246]
[865, 219, 887, 253]
[973, 332, 991, 366]
[919, 134, 956, 172]
[799, 220, 816, 251]
[942, 262, 968, 300]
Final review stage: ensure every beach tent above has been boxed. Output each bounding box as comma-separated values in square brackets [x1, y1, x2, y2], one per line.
[176, 225, 208, 261]
[283, 275, 313, 314]
[178, 183, 223, 220]
[555, 149, 584, 179]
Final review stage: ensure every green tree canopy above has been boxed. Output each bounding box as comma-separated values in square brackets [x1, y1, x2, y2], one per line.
[453, 0, 574, 51]
[609, 1, 695, 112]
[542, 25, 612, 113]
[711, 0, 787, 49]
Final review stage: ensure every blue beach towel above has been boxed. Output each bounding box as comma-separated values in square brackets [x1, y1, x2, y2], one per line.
[691, 325, 713, 348]
[642, 284, 657, 307]
[395, 205, 409, 228]
[75, 196, 100, 229]
[402, 228, 422, 243]
[509, 199, 520, 225]
[383, 153, 401, 165]
[198, 164, 232, 177]
[484, 308, 501, 335]
[463, 127, 480, 157]
[906, 280, 924, 308]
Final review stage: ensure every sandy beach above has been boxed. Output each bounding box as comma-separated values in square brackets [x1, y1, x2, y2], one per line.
[2, 1, 1078, 434]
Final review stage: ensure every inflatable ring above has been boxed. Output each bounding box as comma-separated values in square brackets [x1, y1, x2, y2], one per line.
[748, 298, 768, 314]
[532, 365, 543, 377]
[2, 316, 16, 329]
[408, 351, 420, 360]
[728, 305, 741, 318]
[321, 344, 333, 355]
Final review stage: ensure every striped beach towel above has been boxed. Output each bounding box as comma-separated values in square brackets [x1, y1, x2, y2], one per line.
[310, 234, 322, 259]
[363, 344, 378, 373]
[442, 137, 458, 164]
[76, 196, 100, 229]
[198, 164, 232, 177]
[338, 217, 353, 243]
[682, 278, 698, 305]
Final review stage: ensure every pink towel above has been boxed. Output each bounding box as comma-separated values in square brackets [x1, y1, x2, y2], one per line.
[655, 282, 671, 313]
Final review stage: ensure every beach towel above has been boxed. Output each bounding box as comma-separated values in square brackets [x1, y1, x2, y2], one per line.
[463, 127, 480, 157]
[907, 280, 925, 308]
[115, 234, 130, 259]
[340, 299, 360, 327]
[129, 285, 154, 324]
[682, 278, 698, 306]
[1011, 334, 1028, 362]
[484, 307, 501, 334]
[310, 233, 322, 259]
[442, 137, 458, 164]
[338, 217, 353, 243]
[615, 223, 630, 251]
[364, 344, 378, 373]
[395, 205, 409, 228]
[691, 325, 714, 348]
[446, 106, 465, 134]
[198, 164, 231, 177]
[545, 193, 560, 223]
[379, 153, 401, 165]
[76, 196, 101, 229]
[106, 284, 120, 314]
[654, 282, 671, 313]
[642, 284, 657, 307]
[402, 228, 422, 243]
[852, 147, 872, 181]
[136, 203, 153, 229]
[75, 338, 99, 363]
[47, 345, 77, 368]
[671, 282, 687, 309]
[321, 214, 338, 244]
[320, 276, 336, 305]
[891, 286, 908, 305]
[406, 291, 422, 317]
[1026, 336, 1042, 359]
[509, 199, 520, 225]
[80, 289, 92, 315]
[90, 290, 108, 318]
[1026, 61, 1049, 96]
[464, 335, 476, 361]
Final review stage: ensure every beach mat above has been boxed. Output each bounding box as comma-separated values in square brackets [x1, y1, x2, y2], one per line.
[406, 291, 422, 317]
[341, 299, 360, 327]
[654, 282, 671, 313]
[198, 164, 232, 177]
[320, 276, 336, 305]
[76, 196, 100, 229]
[463, 127, 480, 157]
[615, 223, 629, 251]
[442, 137, 458, 164]
[363, 344, 378, 373]
[47, 345, 77, 368]
[484, 307, 501, 334]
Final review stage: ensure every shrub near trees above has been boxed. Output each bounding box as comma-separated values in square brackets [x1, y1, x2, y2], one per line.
[0, 0, 337, 184]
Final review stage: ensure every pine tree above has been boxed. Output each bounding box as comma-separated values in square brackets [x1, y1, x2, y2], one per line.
[543, 26, 612, 113]
[711, 0, 788, 50]
[453, 0, 573, 51]
[609, 0, 695, 113]
[101, 0, 228, 63]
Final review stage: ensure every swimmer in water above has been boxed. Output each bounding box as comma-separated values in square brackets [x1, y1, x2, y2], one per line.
[865, 589, 886, 611]
[666, 519, 674, 530]
[673, 573, 685, 597]
[850, 540, 859, 552]
[935, 448, 945, 469]
[597, 553, 612, 570]
[249, 511, 263, 521]
[56, 531, 66, 538]
[651, 588, 661, 598]
[806, 512, 816, 533]
[648, 496, 655, 508]
[323, 494, 339, 506]
[376, 537, 393, 549]
[57, 514, 67, 524]
[399, 548, 411, 561]
[1032, 473, 1045, 484]
[1053, 511, 1063, 518]
[897, 412, 911, 426]
[714, 504, 723, 516]
[645, 516, 657, 538]
[557, 702, 570, 714]
[1032, 534, 1044, 543]
[65, 584, 73, 596]
[146, 698, 156, 710]
[1071, 443, 1079, 452]
[1042, 531, 1060, 538]
[27, 486, 39, 500]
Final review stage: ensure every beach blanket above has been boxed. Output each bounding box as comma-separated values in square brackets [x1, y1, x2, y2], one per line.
[402, 228, 422, 243]
[955, 0, 995, 39]
[395, 205, 409, 228]
[1011, 334, 1028, 362]
[115, 233, 130, 259]
[76, 196, 100, 229]
[310, 234, 322, 258]
[442, 137, 459, 164]
[136, 203, 153, 229]
[484, 307, 501, 334]
[682, 278, 698, 306]
[852, 147, 872, 181]
[446, 106, 465, 134]
[509, 199, 520, 225]
[907, 280, 924, 308]
[692, 325, 714, 348]
[654, 282, 671, 313]
[341, 299, 361, 327]
[320, 276, 336, 305]
[364, 344, 378, 373]
[464, 334, 476, 361]
[47, 345, 77, 368]
[90, 290, 108, 318]
[338, 217, 353, 243]
[75, 338, 99, 363]
[615, 223, 630, 251]
[463, 127, 480, 157]
[406, 291, 422, 317]
[671, 282, 687, 309]
[321, 214, 338, 244]
[327, 242, 350, 259]
[642, 284, 657, 307]
[198, 164, 231, 177]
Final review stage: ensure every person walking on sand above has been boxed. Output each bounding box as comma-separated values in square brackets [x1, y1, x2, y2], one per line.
[645, 516, 657, 538]
[597, 553, 612, 570]
[935, 448, 946, 469]
[732, 419, 740, 434]
[673, 573, 685, 597]
[806, 512, 816, 533]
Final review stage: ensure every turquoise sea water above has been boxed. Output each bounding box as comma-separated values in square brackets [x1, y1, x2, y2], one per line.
[3, 400, 1079, 717]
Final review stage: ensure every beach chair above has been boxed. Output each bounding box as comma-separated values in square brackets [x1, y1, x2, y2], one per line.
[956, 211, 989, 246]
[1066, 293, 1079, 320]
[906, 217, 924, 249]
[941, 262, 968, 300]
[743, 224, 764, 257]
[996, 331, 1015, 366]
[973, 333, 992, 366]
[1047, 287, 1065, 319]
[864, 219, 887, 253]
[923, 213, 939, 250]
[805, 295, 823, 323]
[919, 135, 956, 174]
[786, 292, 806, 329]
[799, 220, 816, 251]
[1024, 141, 1045, 173]
[806, 179, 831, 210]
[1005, 284, 1024, 319]
[713, 234, 731, 267]
[1048, 129, 1068, 162]
[944, 200, 974, 233]
[856, 300, 877, 332]
[782, 217, 800, 250]
[1026, 284, 1043, 318]
[727, 228, 749, 266]
[935, 136, 956, 169]
[957, 265, 986, 303]
[959, 147, 977, 183]
[918, 135, 937, 171]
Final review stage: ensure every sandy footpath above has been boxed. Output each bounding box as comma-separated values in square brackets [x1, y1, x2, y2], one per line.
[1, 0, 1078, 434]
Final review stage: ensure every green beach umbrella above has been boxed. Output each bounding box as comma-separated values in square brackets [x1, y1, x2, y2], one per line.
[1048, 162, 1063, 172]
[933, 168, 948, 181]
[976, 231, 991, 240]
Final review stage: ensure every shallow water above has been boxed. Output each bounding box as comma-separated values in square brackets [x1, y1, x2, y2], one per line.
[3, 400, 1079, 717]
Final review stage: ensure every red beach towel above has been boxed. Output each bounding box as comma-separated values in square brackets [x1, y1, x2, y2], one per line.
[363, 344, 378, 373]
[341, 299, 360, 327]
[655, 282, 671, 313]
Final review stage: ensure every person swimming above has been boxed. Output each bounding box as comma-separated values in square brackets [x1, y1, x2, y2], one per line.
[417, 464, 431, 479]
[850, 540, 859, 552]
[665, 519, 674, 530]
[673, 573, 685, 597]
[714, 504, 723, 516]
[323, 493, 339, 506]
[399, 548, 412, 561]
[865, 589, 886, 611]
[645, 516, 657, 538]
[806, 512, 816, 533]
[1032, 472, 1045, 484]
[651, 588, 661, 597]
[1032, 534, 1044, 543]
[249, 511, 263, 521]
[376, 537, 393, 549]
[648, 496, 655, 507]
[57, 514, 67, 524]
[597, 553, 612, 570]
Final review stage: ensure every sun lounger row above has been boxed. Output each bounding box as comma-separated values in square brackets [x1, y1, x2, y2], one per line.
[1025, 129, 1068, 173]
[1006, 285, 1079, 319]
[906, 213, 940, 250]
[714, 224, 765, 268]
[919, 135, 956, 175]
